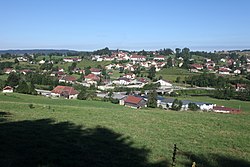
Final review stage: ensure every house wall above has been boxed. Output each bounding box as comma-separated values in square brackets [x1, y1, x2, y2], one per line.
[69, 94, 78, 99]
[3, 89, 13, 93]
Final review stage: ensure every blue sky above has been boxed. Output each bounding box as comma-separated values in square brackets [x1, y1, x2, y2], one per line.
[0, 0, 250, 51]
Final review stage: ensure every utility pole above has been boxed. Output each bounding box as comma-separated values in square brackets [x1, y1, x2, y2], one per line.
[172, 144, 178, 167]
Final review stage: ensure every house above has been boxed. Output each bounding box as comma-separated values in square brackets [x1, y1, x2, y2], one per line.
[39, 60, 46, 64]
[219, 67, 230, 75]
[97, 57, 104, 62]
[213, 106, 241, 114]
[190, 64, 203, 72]
[205, 61, 215, 67]
[63, 58, 81, 62]
[105, 64, 115, 70]
[90, 68, 102, 75]
[235, 84, 246, 92]
[19, 69, 32, 75]
[234, 69, 241, 74]
[58, 68, 64, 72]
[112, 77, 131, 85]
[17, 57, 28, 62]
[51, 86, 79, 99]
[247, 65, 250, 73]
[57, 71, 66, 77]
[207, 66, 214, 71]
[153, 56, 165, 61]
[84, 74, 100, 84]
[155, 79, 173, 89]
[121, 95, 147, 109]
[35, 89, 51, 96]
[157, 97, 175, 109]
[59, 75, 77, 84]
[181, 100, 215, 111]
[104, 57, 115, 61]
[220, 58, 226, 62]
[130, 55, 146, 62]
[3, 68, 16, 74]
[2, 86, 13, 93]
[123, 73, 136, 79]
[157, 97, 214, 111]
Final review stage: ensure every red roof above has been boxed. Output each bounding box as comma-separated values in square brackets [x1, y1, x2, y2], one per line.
[3, 86, 13, 90]
[154, 56, 165, 59]
[3, 68, 13, 72]
[131, 55, 146, 59]
[191, 64, 203, 69]
[85, 74, 100, 81]
[61, 75, 77, 82]
[90, 68, 101, 72]
[219, 68, 230, 72]
[57, 71, 65, 76]
[213, 106, 241, 113]
[51, 86, 79, 95]
[124, 95, 143, 104]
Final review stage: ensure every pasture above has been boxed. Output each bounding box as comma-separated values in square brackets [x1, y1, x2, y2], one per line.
[0, 93, 249, 167]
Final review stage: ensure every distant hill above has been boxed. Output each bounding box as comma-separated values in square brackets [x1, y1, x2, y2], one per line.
[0, 49, 79, 55]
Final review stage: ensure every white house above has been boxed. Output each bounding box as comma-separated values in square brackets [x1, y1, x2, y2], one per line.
[219, 68, 230, 75]
[234, 69, 241, 74]
[130, 55, 146, 62]
[155, 79, 173, 89]
[105, 64, 115, 70]
[113, 77, 131, 85]
[2, 86, 13, 93]
[51, 86, 79, 99]
[39, 60, 46, 64]
[123, 73, 136, 79]
[90, 68, 102, 75]
[153, 56, 165, 61]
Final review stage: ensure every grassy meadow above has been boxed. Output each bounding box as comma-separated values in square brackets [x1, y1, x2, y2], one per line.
[0, 93, 250, 167]
[156, 67, 196, 82]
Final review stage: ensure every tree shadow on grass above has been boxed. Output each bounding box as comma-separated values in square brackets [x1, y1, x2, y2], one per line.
[0, 118, 169, 167]
[0, 111, 11, 122]
[179, 151, 250, 167]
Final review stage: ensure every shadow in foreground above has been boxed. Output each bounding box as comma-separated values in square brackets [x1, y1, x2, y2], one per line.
[180, 151, 250, 167]
[0, 111, 11, 122]
[0, 118, 169, 167]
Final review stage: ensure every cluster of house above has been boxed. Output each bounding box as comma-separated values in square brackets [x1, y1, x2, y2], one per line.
[189, 57, 250, 75]
[96, 92, 241, 114]
[2, 84, 241, 114]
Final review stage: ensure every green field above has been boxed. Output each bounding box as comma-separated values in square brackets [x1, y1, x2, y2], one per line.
[0, 93, 249, 167]
[57, 60, 110, 70]
[156, 67, 196, 82]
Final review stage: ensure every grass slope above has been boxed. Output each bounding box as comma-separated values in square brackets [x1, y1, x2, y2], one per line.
[156, 67, 196, 82]
[0, 93, 249, 167]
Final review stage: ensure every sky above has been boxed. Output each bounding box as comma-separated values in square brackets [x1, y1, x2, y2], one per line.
[0, 0, 250, 51]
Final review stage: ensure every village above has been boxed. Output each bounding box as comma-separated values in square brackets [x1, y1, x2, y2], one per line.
[1, 48, 249, 114]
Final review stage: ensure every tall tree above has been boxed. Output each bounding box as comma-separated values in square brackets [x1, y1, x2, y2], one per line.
[16, 80, 29, 94]
[148, 66, 156, 80]
[7, 73, 20, 87]
[166, 57, 173, 68]
[147, 90, 157, 108]
[175, 48, 181, 58]
[171, 99, 182, 111]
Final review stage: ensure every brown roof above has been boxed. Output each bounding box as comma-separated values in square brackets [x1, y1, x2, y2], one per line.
[213, 106, 241, 113]
[3, 86, 13, 90]
[85, 74, 100, 81]
[51, 86, 79, 95]
[90, 68, 101, 72]
[131, 55, 146, 59]
[124, 95, 143, 104]
[62, 75, 77, 82]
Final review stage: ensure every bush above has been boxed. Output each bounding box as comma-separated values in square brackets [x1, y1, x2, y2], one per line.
[28, 104, 34, 109]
